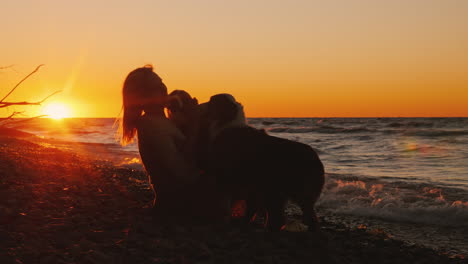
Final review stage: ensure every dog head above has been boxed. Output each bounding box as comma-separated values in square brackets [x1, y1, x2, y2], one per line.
[204, 93, 247, 139]
[166, 90, 196, 113]
[166, 90, 199, 134]
[207, 94, 238, 122]
[166, 92, 247, 143]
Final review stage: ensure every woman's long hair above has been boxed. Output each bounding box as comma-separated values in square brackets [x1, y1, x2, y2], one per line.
[120, 65, 167, 145]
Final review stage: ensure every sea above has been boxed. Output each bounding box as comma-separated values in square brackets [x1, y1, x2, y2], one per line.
[8, 117, 468, 255]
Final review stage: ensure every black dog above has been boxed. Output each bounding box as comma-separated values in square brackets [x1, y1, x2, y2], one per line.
[211, 127, 325, 230]
[202, 94, 325, 231]
[167, 92, 325, 230]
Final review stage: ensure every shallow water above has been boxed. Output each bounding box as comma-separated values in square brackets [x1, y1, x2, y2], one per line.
[250, 117, 468, 191]
[13, 118, 468, 190]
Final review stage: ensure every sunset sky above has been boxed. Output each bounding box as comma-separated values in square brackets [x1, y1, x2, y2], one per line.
[1, 0, 467, 117]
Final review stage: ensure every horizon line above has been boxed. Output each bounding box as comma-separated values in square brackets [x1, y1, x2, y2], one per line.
[2, 116, 468, 119]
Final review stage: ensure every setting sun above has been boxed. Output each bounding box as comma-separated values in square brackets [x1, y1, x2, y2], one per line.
[42, 102, 72, 119]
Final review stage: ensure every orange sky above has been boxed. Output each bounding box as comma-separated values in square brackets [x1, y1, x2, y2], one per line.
[1, 0, 467, 117]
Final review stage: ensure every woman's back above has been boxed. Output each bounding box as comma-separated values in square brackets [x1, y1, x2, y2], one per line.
[120, 66, 199, 219]
[137, 115, 197, 186]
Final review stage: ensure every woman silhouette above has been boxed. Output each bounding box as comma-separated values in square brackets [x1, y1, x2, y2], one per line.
[120, 65, 198, 220]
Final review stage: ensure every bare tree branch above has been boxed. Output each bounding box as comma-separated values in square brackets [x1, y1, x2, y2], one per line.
[0, 64, 61, 125]
[0, 90, 62, 108]
[9, 115, 47, 124]
[0, 64, 15, 70]
[0, 111, 24, 125]
[5, 111, 24, 120]
[0, 64, 44, 103]
[0, 114, 47, 128]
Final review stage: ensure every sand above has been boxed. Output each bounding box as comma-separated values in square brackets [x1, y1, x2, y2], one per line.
[0, 128, 465, 264]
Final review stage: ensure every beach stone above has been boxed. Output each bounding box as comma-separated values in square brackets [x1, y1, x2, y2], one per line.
[78, 239, 95, 251]
[83, 250, 112, 264]
[282, 220, 308, 232]
[38, 255, 61, 264]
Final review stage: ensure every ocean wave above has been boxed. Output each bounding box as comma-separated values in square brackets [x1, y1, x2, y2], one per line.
[283, 121, 302, 126]
[261, 121, 276, 126]
[379, 128, 468, 138]
[324, 145, 350, 151]
[356, 135, 373, 141]
[42, 129, 105, 135]
[319, 126, 374, 134]
[317, 174, 468, 227]
[267, 126, 468, 140]
[402, 129, 468, 137]
[267, 127, 315, 133]
[386, 121, 434, 128]
[267, 126, 374, 134]
[38, 139, 122, 149]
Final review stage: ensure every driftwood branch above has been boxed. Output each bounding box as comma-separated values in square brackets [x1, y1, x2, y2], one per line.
[0, 115, 48, 128]
[0, 90, 62, 108]
[5, 115, 47, 125]
[0, 64, 44, 103]
[5, 111, 24, 120]
[0, 64, 62, 124]
[0, 65, 15, 70]
[0, 111, 24, 125]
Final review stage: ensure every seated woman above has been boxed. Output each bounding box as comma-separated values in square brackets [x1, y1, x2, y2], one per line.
[120, 65, 199, 220]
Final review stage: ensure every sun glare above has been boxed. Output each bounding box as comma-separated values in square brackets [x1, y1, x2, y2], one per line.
[42, 102, 72, 119]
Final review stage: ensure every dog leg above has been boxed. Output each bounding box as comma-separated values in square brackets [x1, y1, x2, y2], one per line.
[245, 195, 263, 227]
[265, 196, 286, 231]
[244, 200, 256, 225]
[214, 194, 232, 224]
[298, 197, 320, 232]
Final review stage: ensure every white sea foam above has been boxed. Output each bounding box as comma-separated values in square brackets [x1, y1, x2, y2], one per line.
[317, 174, 468, 227]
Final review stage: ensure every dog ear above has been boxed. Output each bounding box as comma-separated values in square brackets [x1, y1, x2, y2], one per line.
[208, 94, 239, 122]
[166, 95, 183, 111]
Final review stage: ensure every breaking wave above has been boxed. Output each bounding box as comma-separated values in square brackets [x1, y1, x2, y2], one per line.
[317, 174, 468, 227]
[401, 129, 468, 137]
[386, 121, 434, 128]
[268, 126, 373, 134]
[267, 125, 468, 139]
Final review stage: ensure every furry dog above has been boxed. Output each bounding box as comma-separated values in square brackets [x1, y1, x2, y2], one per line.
[167, 92, 325, 230]
[204, 94, 325, 231]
